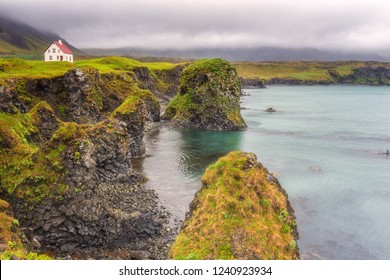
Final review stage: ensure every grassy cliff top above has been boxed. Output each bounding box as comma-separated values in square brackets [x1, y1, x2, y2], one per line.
[233, 60, 390, 82]
[0, 56, 179, 81]
[169, 151, 299, 260]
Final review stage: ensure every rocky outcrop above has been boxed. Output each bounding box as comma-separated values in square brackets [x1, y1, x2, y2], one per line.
[240, 78, 266, 88]
[265, 107, 277, 113]
[0, 68, 161, 124]
[2, 99, 173, 258]
[154, 65, 187, 102]
[266, 77, 333, 85]
[165, 59, 247, 130]
[332, 66, 390, 85]
[170, 151, 299, 260]
[0, 66, 173, 258]
[256, 66, 390, 86]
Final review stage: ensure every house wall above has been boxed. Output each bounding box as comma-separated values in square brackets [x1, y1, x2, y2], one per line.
[44, 43, 73, 62]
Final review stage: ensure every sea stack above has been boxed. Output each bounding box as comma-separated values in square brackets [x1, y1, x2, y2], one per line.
[165, 58, 247, 130]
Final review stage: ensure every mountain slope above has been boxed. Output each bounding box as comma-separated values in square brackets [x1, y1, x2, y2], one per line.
[0, 15, 83, 58]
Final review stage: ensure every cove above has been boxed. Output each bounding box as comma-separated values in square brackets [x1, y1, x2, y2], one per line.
[138, 85, 390, 260]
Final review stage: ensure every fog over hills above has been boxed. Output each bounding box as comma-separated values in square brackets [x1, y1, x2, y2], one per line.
[0, 10, 389, 62]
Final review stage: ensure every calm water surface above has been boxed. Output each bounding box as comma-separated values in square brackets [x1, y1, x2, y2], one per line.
[138, 86, 390, 260]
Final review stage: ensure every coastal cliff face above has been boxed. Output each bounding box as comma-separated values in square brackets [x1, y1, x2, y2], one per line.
[0, 63, 176, 259]
[165, 59, 247, 130]
[1, 57, 299, 260]
[169, 151, 299, 260]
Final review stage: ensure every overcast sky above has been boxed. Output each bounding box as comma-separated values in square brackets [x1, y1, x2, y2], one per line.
[1, 0, 390, 51]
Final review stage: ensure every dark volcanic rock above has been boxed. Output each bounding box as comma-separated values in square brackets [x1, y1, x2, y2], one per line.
[240, 78, 266, 88]
[0, 83, 28, 114]
[265, 107, 277, 113]
[1, 66, 172, 259]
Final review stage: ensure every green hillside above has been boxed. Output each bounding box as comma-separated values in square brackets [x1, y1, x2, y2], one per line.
[0, 15, 83, 59]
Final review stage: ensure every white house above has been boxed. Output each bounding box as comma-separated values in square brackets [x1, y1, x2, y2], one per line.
[44, 40, 73, 62]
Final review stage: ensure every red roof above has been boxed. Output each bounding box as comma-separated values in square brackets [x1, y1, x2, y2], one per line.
[45, 40, 73, 54]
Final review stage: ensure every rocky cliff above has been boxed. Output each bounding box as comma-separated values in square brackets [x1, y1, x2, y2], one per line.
[0, 62, 180, 259]
[329, 66, 390, 85]
[169, 151, 299, 260]
[165, 59, 247, 130]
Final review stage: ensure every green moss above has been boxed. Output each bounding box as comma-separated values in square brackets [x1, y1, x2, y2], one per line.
[51, 122, 86, 142]
[111, 95, 140, 117]
[169, 151, 299, 260]
[0, 105, 76, 204]
[25, 252, 53, 260]
[110, 86, 159, 121]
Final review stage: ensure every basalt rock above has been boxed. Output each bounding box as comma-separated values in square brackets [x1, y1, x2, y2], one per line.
[0, 67, 167, 257]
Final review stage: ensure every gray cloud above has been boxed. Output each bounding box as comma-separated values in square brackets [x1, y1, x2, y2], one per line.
[1, 0, 390, 51]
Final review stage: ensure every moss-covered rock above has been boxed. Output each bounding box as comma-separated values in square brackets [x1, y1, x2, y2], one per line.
[169, 151, 299, 260]
[0, 198, 52, 260]
[165, 59, 247, 130]
[0, 57, 186, 257]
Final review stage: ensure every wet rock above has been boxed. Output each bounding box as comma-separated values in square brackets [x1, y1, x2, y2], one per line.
[31, 238, 41, 249]
[265, 107, 277, 112]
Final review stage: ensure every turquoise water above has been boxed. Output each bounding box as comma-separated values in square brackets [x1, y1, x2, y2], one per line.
[139, 86, 390, 260]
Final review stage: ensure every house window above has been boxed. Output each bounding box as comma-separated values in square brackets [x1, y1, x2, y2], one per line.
[52, 48, 56, 53]
[70, 57, 72, 62]
[48, 49, 51, 53]
[57, 56, 59, 60]
[49, 56, 53, 60]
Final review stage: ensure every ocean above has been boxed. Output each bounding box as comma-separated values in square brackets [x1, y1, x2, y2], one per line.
[137, 85, 390, 259]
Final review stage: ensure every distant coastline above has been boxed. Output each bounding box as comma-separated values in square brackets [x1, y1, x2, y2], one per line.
[237, 61, 390, 88]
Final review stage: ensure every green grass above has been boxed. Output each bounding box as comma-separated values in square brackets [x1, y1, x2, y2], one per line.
[0, 56, 179, 82]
